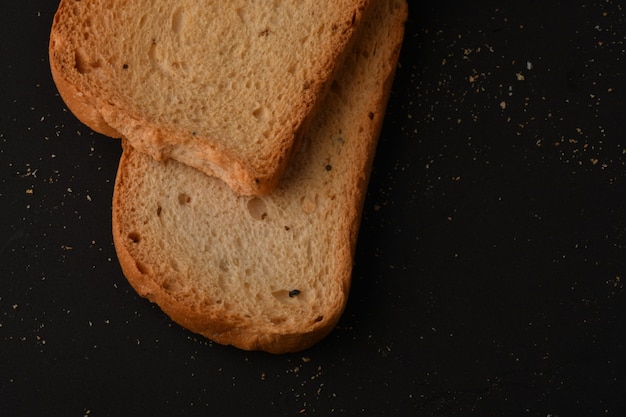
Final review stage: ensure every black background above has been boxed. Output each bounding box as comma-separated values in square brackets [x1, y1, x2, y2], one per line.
[2, 1, 626, 416]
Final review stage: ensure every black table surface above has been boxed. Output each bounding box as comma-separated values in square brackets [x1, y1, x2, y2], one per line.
[2, 1, 626, 416]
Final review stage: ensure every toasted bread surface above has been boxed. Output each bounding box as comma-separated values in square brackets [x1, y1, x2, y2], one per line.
[112, 0, 407, 353]
[49, 0, 372, 194]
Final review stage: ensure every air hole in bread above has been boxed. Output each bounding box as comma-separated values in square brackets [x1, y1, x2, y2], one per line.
[314, 315, 324, 323]
[148, 42, 158, 70]
[135, 260, 148, 275]
[272, 290, 285, 299]
[236, 8, 246, 23]
[162, 278, 181, 292]
[247, 197, 268, 220]
[169, 259, 179, 272]
[245, 80, 262, 91]
[300, 195, 317, 214]
[74, 49, 91, 74]
[178, 193, 191, 205]
[170, 61, 187, 71]
[252, 106, 266, 120]
[128, 232, 140, 243]
[171, 7, 185, 34]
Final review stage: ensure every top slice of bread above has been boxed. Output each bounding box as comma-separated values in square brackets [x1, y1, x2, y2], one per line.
[111, 0, 407, 353]
[49, 0, 372, 195]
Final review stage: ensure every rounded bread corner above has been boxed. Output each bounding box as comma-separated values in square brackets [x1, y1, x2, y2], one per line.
[49, 44, 122, 138]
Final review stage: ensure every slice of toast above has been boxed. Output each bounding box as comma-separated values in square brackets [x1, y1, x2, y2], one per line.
[112, 0, 407, 353]
[49, 0, 372, 195]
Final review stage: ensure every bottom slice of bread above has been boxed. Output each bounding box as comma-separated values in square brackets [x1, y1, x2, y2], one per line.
[112, 0, 407, 353]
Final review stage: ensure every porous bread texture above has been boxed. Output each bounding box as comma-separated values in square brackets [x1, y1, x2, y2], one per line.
[112, 0, 407, 353]
[49, 0, 371, 195]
